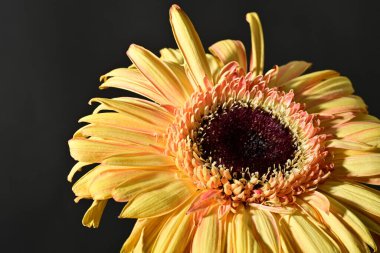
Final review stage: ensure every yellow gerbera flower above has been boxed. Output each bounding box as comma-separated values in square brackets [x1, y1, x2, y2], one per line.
[68, 4, 380, 253]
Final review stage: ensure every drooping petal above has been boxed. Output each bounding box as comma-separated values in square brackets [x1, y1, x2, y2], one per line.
[119, 180, 196, 218]
[250, 209, 280, 253]
[169, 5, 212, 90]
[234, 208, 262, 253]
[282, 214, 341, 252]
[82, 200, 108, 228]
[209, 39, 247, 72]
[67, 161, 90, 182]
[151, 202, 195, 253]
[127, 44, 189, 105]
[309, 199, 370, 252]
[246, 12, 264, 76]
[191, 211, 220, 253]
[326, 195, 377, 251]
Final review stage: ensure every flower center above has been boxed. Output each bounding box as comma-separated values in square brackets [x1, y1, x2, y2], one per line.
[197, 104, 297, 177]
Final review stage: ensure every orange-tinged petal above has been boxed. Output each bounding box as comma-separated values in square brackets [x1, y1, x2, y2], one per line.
[246, 13, 264, 76]
[272, 61, 311, 87]
[319, 180, 380, 219]
[100, 68, 170, 105]
[209, 39, 247, 72]
[164, 60, 195, 96]
[127, 44, 188, 105]
[301, 191, 330, 214]
[326, 139, 377, 151]
[169, 4, 212, 90]
[283, 214, 341, 253]
[82, 200, 107, 228]
[192, 211, 219, 253]
[119, 180, 196, 218]
[326, 195, 377, 251]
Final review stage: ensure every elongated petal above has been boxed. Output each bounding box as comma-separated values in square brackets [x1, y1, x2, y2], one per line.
[334, 154, 380, 177]
[91, 97, 174, 124]
[310, 201, 369, 252]
[319, 180, 380, 218]
[69, 138, 150, 163]
[251, 209, 280, 253]
[164, 61, 195, 96]
[68, 161, 90, 182]
[308, 95, 367, 114]
[127, 44, 188, 105]
[272, 61, 311, 87]
[100, 68, 170, 105]
[169, 5, 212, 90]
[82, 200, 107, 228]
[246, 13, 264, 76]
[234, 208, 262, 253]
[192, 211, 219, 253]
[152, 204, 194, 253]
[112, 171, 176, 202]
[209, 40, 247, 72]
[120, 180, 196, 218]
[327, 139, 377, 151]
[326, 195, 377, 251]
[283, 214, 341, 252]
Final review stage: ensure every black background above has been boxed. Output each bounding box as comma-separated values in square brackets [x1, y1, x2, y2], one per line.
[2, 0, 380, 252]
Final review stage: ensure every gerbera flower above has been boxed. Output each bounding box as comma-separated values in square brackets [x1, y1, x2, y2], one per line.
[68, 4, 380, 252]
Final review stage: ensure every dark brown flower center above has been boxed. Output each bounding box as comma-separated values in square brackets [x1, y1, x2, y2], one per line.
[197, 105, 297, 177]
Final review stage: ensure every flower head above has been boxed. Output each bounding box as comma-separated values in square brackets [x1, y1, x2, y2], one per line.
[69, 4, 380, 252]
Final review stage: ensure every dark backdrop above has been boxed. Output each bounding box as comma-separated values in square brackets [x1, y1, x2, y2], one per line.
[1, 0, 380, 252]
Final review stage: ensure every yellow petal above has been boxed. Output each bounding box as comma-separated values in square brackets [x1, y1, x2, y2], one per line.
[164, 60, 195, 96]
[283, 214, 341, 253]
[209, 39, 247, 72]
[69, 138, 143, 163]
[100, 68, 170, 105]
[121, 216, 170, 253]
[350, 208, 380, 235]
[301, 76, 354, 108]
[234, 208, 262, 253]
[169, 5, 212, 90]
[250, 209, 280, 253]
[327, 139, 377, 151]
[272, 61, 311, 87]
[82, 200, 107, 228]
[307, 95, 367, 115]
[90, 97, 173, 126]
[159, 48, 184, 64]
[330, 121, 380, 138]
[127, 44, 188, 106]
[67, 161, 90, 182]
[274, 69, 339, 94]
[74, 125, 165, 148]
[246, 13, 264, 76]
[119, 180, 196, 218]
[151, 203, 195, 253]
[334, 154, 380, 177]
[192, 211, 219, 253]
[319, 180, 380, 218]
[112, 171, 176, 202]
[327, 195, 377, 251]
